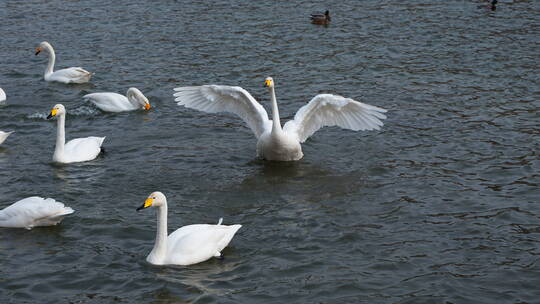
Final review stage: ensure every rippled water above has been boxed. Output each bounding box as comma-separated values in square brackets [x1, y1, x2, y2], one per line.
[1, 0, 539, 303]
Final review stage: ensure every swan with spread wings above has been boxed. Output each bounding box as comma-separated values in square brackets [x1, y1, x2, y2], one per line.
[173, 77, 387, 161]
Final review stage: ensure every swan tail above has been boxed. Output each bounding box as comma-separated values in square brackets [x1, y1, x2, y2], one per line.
[34, 206, 74, 227]
[60, 206, 75, 216]
[216, 224, 242, 253]
[98, 136, 106, 147]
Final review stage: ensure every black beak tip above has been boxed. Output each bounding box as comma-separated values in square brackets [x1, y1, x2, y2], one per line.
[46, 114, 52, 120]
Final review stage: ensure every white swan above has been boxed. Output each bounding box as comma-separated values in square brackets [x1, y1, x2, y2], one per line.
[0, 196, 74, 229]
[83, 88, 151, 112]
[35, 41, 93, 84]
[0, 131, 13, 145]
[47, 104, 105, 163]
[0, 88, 5, 102]
[137, 191, 242, 266]
[173, 77, 388, 161]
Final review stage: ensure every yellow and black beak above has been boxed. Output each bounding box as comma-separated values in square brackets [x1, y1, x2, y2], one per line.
[136, 197, 153, 211]
[264, 79, 272, 87]
[47, 108, 57, 120]
[144, 103, 151, 111]
[35, 47, 42, 56]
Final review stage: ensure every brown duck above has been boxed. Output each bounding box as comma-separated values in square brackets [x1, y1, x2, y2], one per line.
[311, 10, 331, 25]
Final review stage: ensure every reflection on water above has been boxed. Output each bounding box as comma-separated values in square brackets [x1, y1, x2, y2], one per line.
[154, 261, 241, 298]
[52, 161, 107, 191]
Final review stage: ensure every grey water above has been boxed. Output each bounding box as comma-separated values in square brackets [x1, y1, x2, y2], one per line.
[1, 0, 539, 303]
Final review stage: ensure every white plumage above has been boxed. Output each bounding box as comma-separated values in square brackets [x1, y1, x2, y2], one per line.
[0, 130, 13, 145]
[0, 197, 74, 229]
[84, 88, 151, 112]
[47, 104, 105, 163]
[174, 77, 387, 161]
[137, 192, 242, 266]
[0, 88, 6, 102]
[35, 41, 93, 84]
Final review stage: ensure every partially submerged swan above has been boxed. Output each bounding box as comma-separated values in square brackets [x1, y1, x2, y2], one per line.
[35, 41, 93, 84]
[137, 191, 242, 266]
[0, 196, 74, 229]
[47, 104, 105, 163]
[173, 77, 387, 161]
[84, 88, 151, 112]
[0, 88, 6, 102]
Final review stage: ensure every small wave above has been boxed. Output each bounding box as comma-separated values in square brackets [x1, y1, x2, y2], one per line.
[27, 106, 99, 120]
[70, 105, 100, 116]
[27, 112, 48, 120]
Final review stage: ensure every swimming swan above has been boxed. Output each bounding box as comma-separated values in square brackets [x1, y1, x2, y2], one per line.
[137, 191, 242, 266]
[173, 77, 387, 161]
[0, 131, 13, 145]
[47, 104, 105, 163]
[35, 41, 93, 84]
[0, 196, 74, 229]
[84, 88, 151, 112]
[0, 88, 5, 102]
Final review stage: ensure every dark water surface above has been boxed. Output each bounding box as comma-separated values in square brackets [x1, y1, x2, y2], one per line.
[1, 0, 539, 303]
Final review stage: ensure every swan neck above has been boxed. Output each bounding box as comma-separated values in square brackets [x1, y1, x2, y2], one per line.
[127, 90, 143, 107]
[55, 114, 66, 157]
[44, 44, 55, 76]
[151, 202, 168, 261]
[269, 86, 282, 132]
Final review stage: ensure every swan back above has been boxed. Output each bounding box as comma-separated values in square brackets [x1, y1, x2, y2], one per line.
[61, 136, 105, 163]
[0, 88, 6, 102]
[164, 222, 242, 265]
[0, 197, 74, 229]
[46, 67, 93, 84]
[84, 92, 131, 112]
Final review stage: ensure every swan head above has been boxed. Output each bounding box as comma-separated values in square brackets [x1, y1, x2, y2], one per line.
[47, 104, 66, 119]
[137, 191, 166, 211]
[127, 87, 151, 110]
[35, 41, 52, 56]
[264, 77, 275, 89]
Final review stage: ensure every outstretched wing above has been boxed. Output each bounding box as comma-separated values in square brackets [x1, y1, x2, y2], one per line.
[283, 94, 387, 143]
[173, 85, 271, 139]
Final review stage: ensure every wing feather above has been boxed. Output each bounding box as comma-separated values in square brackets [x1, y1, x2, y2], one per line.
[284, 94, 387, 143]
[173, 85, 270, 138]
